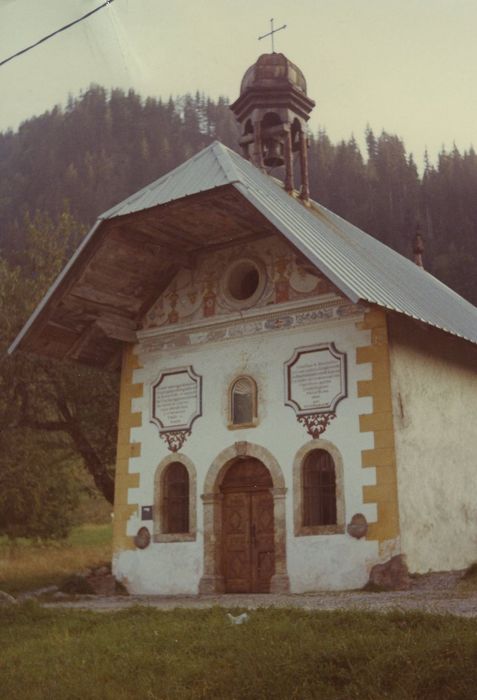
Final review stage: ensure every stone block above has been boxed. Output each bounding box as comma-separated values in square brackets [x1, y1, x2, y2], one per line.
[367, 554, 410, 590]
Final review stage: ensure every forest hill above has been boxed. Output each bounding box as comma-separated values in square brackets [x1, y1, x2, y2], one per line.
[1, 88, 476, 305]
[0, 86, 476, 539]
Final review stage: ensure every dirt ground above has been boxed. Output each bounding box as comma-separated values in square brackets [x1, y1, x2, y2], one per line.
[43, 571, 477, 617]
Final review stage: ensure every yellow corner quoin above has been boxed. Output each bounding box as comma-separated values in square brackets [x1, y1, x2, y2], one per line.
[112, 344, 143, 553]
[356, 306, 400, 544]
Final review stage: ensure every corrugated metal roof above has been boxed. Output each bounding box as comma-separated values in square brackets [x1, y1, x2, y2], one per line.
[101, 143, 240, 219]
[93, 139, 477, 345]
[9, 140, 477, 355]
[221, 144, 477, 344]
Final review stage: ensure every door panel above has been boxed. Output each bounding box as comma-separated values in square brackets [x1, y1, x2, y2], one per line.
[251, 491, 275, 592]
[222, 471, 275, 593]
[223, 492, 251, 593]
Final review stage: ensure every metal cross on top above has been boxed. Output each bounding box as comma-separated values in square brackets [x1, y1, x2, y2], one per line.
[258, 18, 287, 53]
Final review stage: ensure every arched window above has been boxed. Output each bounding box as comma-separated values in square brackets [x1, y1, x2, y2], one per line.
[154, 456, 197, 543]
[302, 449, 337, 527]
[230, 376, 257, 427]
[163, 462, 189, 534]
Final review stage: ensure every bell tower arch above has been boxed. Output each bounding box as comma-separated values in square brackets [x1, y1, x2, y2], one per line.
[230, 52, 315, 201]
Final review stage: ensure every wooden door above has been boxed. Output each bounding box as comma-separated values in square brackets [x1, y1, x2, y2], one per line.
[222, 491, 251, 593]
[221, 459, 275, 593]
[251, 490, 275, 592]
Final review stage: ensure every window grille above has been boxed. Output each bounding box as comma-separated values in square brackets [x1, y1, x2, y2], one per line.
[303, 449, 337, 526]
[163, 462, 189, 534]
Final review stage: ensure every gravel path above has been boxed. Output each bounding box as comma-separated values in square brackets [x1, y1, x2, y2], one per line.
[43, 572, 477, 618]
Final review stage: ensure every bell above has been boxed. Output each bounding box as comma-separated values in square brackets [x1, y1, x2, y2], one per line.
[263, 138, 284, 167]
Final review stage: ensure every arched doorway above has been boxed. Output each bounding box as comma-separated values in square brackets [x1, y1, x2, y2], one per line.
[221, 458, 274, 593]
[199, 442, 290, 595]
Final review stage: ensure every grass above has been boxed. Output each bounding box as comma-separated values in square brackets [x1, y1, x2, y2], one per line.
[0, 523, 112, 594]
[1, 605, 477, 699]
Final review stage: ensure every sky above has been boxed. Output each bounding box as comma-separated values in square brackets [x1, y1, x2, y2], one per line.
[1, 0, 477, 164]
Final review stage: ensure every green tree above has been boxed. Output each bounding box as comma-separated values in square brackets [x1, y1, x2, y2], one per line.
[0, 429, 79, 540]
[0, 209, 118, 537]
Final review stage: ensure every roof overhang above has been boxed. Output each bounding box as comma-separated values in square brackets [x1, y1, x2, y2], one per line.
[10, 141, 477, 366]
[9, 185, 280, 367]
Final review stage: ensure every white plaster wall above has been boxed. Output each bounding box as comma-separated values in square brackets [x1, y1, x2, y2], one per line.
[113, 542, 202, 595]
[287, 536, 378, 592]
[388, 314, 477, 573]
[114, 311, 381, 594]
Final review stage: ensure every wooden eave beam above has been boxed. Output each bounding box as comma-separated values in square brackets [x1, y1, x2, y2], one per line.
[95, 312, 138, 343]
[136, 264, 178, 321]
[138, 220, 198, 247]
[193, 229, 275, 254]
[96, 318, 137, 343]
[20, 222, 109, 348]
[112, 226, 197, 269]
[65, 322, 99, 360]
[59, 295, 136, 320]
[105, 347, 123, 371]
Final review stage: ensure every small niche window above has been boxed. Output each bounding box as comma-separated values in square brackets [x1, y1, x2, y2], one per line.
[230, 376, 257, 427]
[303, 449, 337, 527]
[163, 462, 189, 534]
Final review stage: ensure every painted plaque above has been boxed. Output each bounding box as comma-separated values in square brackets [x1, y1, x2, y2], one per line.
[151, 366, 202, 431]
[285, 343, 347, 415]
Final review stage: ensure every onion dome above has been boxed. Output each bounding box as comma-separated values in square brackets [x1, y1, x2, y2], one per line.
[240, 53, 308, 95]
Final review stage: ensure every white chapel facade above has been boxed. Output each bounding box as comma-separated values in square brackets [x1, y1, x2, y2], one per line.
[117, 233, 383, 594]
[11, 53, 477, 594]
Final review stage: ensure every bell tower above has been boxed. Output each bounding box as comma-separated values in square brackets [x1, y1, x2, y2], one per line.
[230, 53, 315, 201]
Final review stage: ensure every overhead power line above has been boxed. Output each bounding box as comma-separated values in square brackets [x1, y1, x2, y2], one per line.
[0, 0, 116, 68]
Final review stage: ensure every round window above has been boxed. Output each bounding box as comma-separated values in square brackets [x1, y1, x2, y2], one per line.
[228, 261, 259, 300]
[224, 258, 266, 307]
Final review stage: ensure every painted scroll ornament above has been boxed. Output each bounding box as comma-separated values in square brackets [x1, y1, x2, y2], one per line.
[285, 343, 347, 439]
[297, 412, 336, 439]
[161, 429, 191, 453]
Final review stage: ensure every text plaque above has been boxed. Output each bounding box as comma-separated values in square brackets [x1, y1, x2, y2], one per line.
[284, 344, 347, 438]
[151, 367, 202, 451]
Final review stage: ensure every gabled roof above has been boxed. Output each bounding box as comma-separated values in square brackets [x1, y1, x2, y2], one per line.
[9, 140, 477, 365]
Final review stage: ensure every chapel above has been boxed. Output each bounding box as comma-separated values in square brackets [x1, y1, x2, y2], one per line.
[10, 53, 477, 594]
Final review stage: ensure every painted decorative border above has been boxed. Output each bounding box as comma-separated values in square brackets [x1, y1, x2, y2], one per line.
[138, 300, 365, 355]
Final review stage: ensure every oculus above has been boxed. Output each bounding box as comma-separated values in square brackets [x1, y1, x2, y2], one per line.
[223, 258, 266, 308]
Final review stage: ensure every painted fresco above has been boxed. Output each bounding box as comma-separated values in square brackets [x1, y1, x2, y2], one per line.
[142, 237, 341, 331]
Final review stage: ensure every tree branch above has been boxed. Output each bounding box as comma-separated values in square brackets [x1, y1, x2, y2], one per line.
[16, 381, 115, 504]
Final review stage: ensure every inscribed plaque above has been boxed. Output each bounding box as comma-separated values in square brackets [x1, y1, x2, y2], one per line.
[151, 366, 202, 432]
[285, 343, 347, 414]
